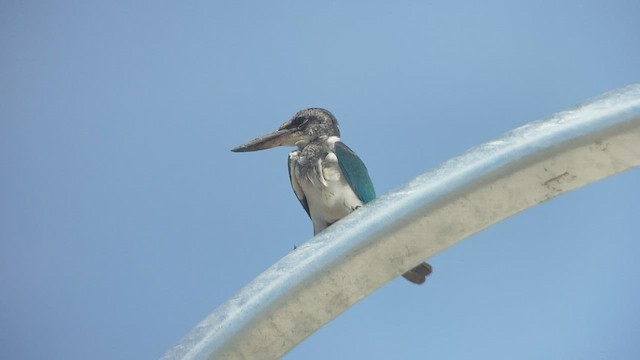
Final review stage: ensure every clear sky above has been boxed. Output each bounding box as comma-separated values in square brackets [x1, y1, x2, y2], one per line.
[2, 1, 639, 359]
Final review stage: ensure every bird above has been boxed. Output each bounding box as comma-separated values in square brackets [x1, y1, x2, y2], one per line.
[231, 108, 432, 284]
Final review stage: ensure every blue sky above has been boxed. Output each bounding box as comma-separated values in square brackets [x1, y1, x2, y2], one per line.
[1, 1, 639, 359]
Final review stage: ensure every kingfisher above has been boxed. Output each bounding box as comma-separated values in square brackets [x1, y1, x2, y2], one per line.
[231, 108, 432, 284]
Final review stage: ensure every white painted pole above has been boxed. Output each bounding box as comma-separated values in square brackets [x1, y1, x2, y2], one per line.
[162, 84, 640, 360]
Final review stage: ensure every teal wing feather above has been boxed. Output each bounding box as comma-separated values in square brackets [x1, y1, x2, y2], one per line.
[334, 142, 376, 203]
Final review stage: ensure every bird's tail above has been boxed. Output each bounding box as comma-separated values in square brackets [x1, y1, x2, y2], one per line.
[402, 262, 432, 285]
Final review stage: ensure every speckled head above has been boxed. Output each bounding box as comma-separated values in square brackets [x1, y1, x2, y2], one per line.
[231, 108, 341, 152]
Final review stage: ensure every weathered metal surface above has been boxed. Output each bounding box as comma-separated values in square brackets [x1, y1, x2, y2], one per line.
[162, 84, 640, 360]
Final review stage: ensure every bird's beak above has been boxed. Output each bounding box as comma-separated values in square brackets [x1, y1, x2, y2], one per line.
[231, 127, 299, 152]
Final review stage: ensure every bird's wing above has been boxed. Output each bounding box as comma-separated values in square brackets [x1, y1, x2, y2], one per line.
[334, 141, 376, 204]
[288, 152, 311, 218]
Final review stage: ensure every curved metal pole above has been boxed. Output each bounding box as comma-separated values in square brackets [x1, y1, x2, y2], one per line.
[162, 84, 640, 360]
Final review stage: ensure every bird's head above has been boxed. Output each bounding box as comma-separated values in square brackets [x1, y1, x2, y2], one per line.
[231, 108, 340, 152]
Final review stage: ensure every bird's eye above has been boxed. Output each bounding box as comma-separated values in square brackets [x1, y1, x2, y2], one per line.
[281, 116, 305, 130]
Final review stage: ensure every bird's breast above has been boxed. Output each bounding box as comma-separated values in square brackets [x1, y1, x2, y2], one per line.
[292, 151, 363, 225]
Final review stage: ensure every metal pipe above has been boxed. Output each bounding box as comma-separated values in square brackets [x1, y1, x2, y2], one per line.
[162, 84, 640, 360]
